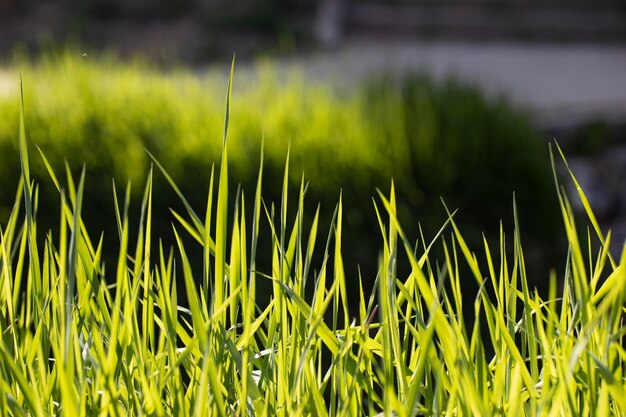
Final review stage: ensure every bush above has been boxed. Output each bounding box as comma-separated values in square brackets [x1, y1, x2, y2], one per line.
[0, 52, 558, 287]
[358, 74, 557, 242]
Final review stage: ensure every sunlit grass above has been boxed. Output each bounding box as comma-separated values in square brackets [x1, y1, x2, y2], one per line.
[0, 67, 624, 416]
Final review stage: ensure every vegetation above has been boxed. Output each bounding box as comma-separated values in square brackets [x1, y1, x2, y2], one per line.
[0, 69, 624, 416]
[0, 52, 557, 284]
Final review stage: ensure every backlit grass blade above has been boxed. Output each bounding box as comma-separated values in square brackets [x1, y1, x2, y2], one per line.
[18, 76, 30, 187]
[213, 56, 235, 325]
[18, 77, 42, 311]
[223, 54, 235, 145]
[173, 227, 207, 349]
[248, 138, 264, 294]
[203, 164, 215, 310]
[214, 119, 229, 325]
[229, 189, 242, 325]
[140, 167, 155, 350]
[66, 165, 85, 354]
[512, 195, 539, 383]
[170, 208, 203, 245]
[554, 142, 616, 269]
[146, 149, 205, 236]
[334, 193, 350, 326]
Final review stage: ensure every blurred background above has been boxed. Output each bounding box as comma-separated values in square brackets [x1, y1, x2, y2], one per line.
[1, 0, 625, 308]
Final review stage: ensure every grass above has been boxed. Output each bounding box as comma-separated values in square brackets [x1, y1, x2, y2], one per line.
[0, 68, 625, 416]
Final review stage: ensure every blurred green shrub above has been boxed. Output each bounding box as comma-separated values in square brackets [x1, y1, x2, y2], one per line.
[358, 74, 556, 241]
[0, 52, 558, 284]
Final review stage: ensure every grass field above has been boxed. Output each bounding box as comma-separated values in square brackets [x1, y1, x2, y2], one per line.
[0, 64, 624, 416]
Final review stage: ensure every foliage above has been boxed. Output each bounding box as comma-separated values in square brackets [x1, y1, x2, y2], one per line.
[0, 72, 624, 416]
[356, 73, 556, 243]
[0, 52, 557, 281]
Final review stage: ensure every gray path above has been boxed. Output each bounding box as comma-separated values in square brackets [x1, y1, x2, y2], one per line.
[260, 39, 626, 130]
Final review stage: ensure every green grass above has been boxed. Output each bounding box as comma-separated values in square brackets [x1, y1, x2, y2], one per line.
[1, 69, 625, 416]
